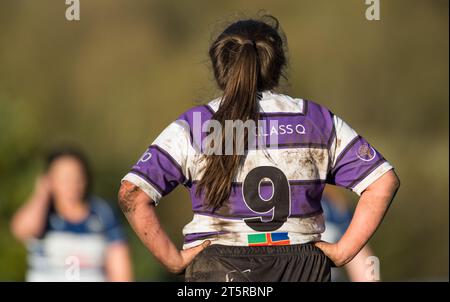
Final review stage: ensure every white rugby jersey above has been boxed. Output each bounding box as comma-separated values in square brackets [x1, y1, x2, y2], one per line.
[122, 91, 394, 248]
[26, 198, 126, 282]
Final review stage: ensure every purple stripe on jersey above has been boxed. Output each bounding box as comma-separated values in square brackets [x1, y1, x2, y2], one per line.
[349, 158, 386, 189]
[332, 135, 361, 169]
[177, 105, 214, 152]
[260, 181, 273, 200]
[129, 169, 164, 195]
[305, 101, 333, 133]
[326, 115, 336, 173]
[204, 104, 215, 115]
[131, 145, 186, 195]
[180, 113, 332, 152]
[184, 231, 228, 243]
[255, 115, 330, 149]
[192, 208, 324, 220]
[304, 99, 309, 115]
[326, 112, 336, 149]
[177, 100, 334, 153]
[151, 144, 185, 179]
[189, 181, 324, 219]
[328, 136, 386, 188]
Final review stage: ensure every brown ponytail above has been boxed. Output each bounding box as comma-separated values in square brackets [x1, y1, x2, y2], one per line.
[197, 16, 287, 210]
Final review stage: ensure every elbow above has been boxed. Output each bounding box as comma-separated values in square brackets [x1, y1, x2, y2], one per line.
[389, 171, 401, 193]
[117, 184, 125, 205]
[117, 183, 129, 212]
[382, 170, 401, 202]
[117, 181, 141, 215]
[364, 170, 400, 199]
[10, 216, 29, 242]
[10, 218, 20, 240]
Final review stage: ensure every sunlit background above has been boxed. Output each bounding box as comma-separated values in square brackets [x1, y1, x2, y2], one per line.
[0, 0, 448, 281]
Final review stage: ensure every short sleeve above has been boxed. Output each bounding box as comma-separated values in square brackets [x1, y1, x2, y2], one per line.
[327, 114, 394, 195]
[121, 120, 191, 205]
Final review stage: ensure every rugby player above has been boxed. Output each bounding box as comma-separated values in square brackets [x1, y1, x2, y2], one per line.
[11, 148, 133, 282]
[118, 15, 400, 282]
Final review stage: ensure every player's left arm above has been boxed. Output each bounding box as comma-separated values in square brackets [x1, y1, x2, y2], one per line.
[316, 169, 400, 266]
[118, 180, 210, 274]
[105, 242, 133, 281]
[317, 112, 400, 267]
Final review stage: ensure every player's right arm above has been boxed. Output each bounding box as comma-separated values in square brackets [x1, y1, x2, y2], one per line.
[118, 180, 210, 274]
[10, 176, 51, 242]
[118, 117, 210, 273]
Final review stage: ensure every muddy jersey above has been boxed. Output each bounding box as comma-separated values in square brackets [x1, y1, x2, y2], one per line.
[122, 91, 394, 248]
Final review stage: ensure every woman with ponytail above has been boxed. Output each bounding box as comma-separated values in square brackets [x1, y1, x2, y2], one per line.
[119, 15, 399, 282]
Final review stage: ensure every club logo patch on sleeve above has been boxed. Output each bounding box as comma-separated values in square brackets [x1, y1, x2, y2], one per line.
[139, 151, 152, 163]
[357, 144, 376, 162]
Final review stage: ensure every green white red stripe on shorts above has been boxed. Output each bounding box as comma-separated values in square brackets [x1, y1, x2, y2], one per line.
[248, 232, 291, 246]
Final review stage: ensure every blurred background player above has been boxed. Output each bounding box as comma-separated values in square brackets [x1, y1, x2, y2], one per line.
[10, 148, 133, 282]
[321, 186, 378, 282]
